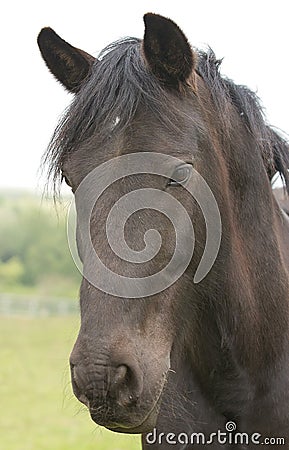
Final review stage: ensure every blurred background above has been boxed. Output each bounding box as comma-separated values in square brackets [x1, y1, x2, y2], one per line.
[1, 0, 288, 449]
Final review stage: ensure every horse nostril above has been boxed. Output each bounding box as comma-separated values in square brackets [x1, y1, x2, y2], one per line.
[70, 363, 80, 390]
[70, 362, 77, 385]
[70, 362, 90, 407]
[110, 361, 143, 407]
[114, 364, 128, 385]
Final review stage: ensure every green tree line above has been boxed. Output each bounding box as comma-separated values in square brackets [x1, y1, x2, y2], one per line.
[0, 191, 80, 298]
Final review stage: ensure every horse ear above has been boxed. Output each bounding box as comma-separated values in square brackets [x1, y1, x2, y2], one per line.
[143, 13, 196, 86]
[37, 28, 95, 93]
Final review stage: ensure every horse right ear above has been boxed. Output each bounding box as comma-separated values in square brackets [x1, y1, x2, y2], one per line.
[143, 13, 196, 87]
[37, 28, 95, 93]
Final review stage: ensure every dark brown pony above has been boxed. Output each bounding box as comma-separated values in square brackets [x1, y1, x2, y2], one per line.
[38, 13, 289, 449]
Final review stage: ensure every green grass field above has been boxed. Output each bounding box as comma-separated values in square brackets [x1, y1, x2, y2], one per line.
[0, 316, 141, 450]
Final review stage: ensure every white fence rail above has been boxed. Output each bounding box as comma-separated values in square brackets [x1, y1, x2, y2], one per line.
[0, 294, 78, 317]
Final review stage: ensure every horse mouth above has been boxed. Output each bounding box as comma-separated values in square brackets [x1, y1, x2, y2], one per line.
[90, 376, 166, 434]
[106, 393, 163, 434]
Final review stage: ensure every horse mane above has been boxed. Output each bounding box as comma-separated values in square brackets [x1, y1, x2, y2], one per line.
[43, 38, 289, 194]
[197, 49, 289, 193]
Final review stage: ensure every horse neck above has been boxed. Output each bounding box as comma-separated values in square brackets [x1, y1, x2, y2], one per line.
[184, 107, 289, 383]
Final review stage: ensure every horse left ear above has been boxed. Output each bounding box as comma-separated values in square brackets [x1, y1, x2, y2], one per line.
[37, 27, 95, 93]
[143, 13, 196, 86]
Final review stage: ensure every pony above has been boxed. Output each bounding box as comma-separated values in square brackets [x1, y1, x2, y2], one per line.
[38, 13, 289, 448]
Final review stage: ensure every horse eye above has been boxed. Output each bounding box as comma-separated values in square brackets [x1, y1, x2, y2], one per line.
[61, 173, 72, 187]
[167, 164, 192, 187]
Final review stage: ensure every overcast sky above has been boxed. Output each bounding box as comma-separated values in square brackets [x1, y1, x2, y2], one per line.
[2, 0, 288, 191]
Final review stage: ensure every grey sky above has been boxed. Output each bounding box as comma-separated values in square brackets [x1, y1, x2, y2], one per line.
[2, 0, 288, 191]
